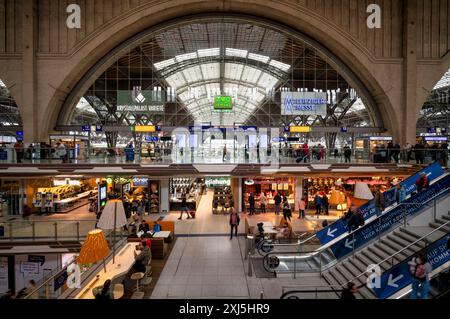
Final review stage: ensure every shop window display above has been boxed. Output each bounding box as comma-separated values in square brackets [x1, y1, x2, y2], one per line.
[170, 178, 205, 211]
[242, 178, 296, 213]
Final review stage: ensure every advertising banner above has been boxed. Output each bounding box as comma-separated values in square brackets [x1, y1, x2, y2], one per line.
[316, 162, 445, 245]
[117, 89, 165, 113]
[281, 92, 327, 117]
[372, 234, 450, 299]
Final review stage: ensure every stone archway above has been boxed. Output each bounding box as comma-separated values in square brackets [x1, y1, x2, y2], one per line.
[27, 0, 402, 141]
[55, 14, 384, 131]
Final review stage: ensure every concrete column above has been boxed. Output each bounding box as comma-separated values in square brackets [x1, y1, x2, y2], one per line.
[21, 0, 38, 143]
[160, 178, 170, 213]
[294, 177, 303, 211]
[401, 0, 419, 145]
[236, 177, 243, 213]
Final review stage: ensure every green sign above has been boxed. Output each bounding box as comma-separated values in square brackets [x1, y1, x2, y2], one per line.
[205, 177, 231, 187]
[214, 96, 233, 110]
[117, 90, 165, 113]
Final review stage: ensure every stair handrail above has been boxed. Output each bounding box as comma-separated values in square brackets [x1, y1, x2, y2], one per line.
[280, 282, 368, 299]
[346, 218, 450, 285]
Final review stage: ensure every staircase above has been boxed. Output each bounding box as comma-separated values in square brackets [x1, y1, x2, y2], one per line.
[322, 211, 450, 299]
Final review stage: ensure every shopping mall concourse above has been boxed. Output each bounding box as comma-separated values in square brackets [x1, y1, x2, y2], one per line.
[0, 0, 449, 303]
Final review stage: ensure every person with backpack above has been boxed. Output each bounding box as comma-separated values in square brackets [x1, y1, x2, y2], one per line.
[408, 253, 432, 299]
[395, 183, 407, 205]
[273, 193, 282, 215]
[314, 193, 322, 216]
[298, 197, 306, 219]
[373, 186, 385, 217]
[340, 282, 358, 300]
[415, 172, 429, 193]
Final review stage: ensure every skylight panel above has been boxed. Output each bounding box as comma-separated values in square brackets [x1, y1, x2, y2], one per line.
[269, 59, 291, 72]
[0, 79, 5, 87]
[166, 73, 187, 89]
[225, 63, 244, 81]
[241, 66, 262, 84]
[226, 48, 248, 58]
[201, 63, 220, 80]
[182, 66, 203, 83]
[257, 73, 278, 90]
[154, 58, 176, 70]
[198, 48, 220, 57]
[248, 53, 270, 64]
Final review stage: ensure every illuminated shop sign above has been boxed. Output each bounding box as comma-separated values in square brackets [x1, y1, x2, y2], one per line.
[281, 92, 327, 116]
[214, 96, 233, 110]
[370, 136, 392, 141]
[117, 88, 165, 113]
[132, 177, 149, 187]
[205, 177, 231, 187]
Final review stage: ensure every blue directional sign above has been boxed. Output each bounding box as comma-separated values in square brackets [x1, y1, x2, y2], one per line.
[373, 234, 450, 299]
[329, 173, 450, 259]
[316, 162, 445, 245]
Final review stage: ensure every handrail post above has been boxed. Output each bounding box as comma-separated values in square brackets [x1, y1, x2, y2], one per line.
[433, 198, 436, 221]
[54, 222, 58, 241]
[319, 251, 323, 276]
[76, 222, 80, 242]
[45, 282, 50, 299]
[248, 252, 252, 277]
[293, 256, 296, 279]
[8, 222, 13, 241]
[32, 222, 35, 241]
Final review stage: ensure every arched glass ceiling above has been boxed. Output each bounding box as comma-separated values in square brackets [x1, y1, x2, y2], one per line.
[418, 68, 450, 128]
[154, 48, 289, 124]
[67, 19, 377, 129]
[0, 79, 22, 127]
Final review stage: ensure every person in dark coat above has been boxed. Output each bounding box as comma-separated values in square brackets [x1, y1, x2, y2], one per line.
[248, 193, 255, 215]
[322, 194, 329, 216]
[340, 282, 358, 300]
[229, 210, 240, 239]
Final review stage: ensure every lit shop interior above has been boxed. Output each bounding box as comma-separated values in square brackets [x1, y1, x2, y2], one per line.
[169, 178, 206, 211]
[242, 177, 296, 212]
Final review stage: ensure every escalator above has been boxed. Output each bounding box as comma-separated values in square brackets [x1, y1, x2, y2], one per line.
[260, 162, 445, 258]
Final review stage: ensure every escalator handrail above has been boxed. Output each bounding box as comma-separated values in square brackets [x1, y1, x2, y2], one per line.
[346, 219, 450, 289]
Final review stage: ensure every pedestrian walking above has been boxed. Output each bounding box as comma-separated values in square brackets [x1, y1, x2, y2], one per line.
[229, 209, 240, 239]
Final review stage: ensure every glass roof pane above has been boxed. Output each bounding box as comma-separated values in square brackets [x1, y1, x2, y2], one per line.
[200, 63, 220, 80]
[154, 58, 176, 70]
[0, 79, 5, 87]
[269, 59, 291, 71]
[248, 53, 270, 64]
[225, 48, 248, 58]
[225, 63, 244, 81]
[434, 69, 450, 90]
[175, 52, 198, 62]
[198, 48, 220, 57]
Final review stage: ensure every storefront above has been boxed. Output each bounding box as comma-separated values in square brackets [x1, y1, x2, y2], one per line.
[49, 134, 89, 160]
[242, 177, 296, 212]
[304, 176, 405, 209]
[30, 177, 98, 214]
[108, 176, 161, 214]
[206, 177, 233, 214]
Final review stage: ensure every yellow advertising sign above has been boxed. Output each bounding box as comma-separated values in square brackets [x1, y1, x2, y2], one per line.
[290, 126, 311, 133]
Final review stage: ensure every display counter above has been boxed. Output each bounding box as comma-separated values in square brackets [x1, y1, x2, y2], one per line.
[75, 243, 136, 299]
[169, 178, 204, 211]
[53, 190, 97, 213]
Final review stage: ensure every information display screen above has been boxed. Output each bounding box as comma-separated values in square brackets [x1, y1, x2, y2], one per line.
[214, 96, 233, 110]
[98, 182, 107, 210]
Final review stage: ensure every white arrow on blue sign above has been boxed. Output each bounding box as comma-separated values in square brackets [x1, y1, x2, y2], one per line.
[327, 228, 337, 237]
